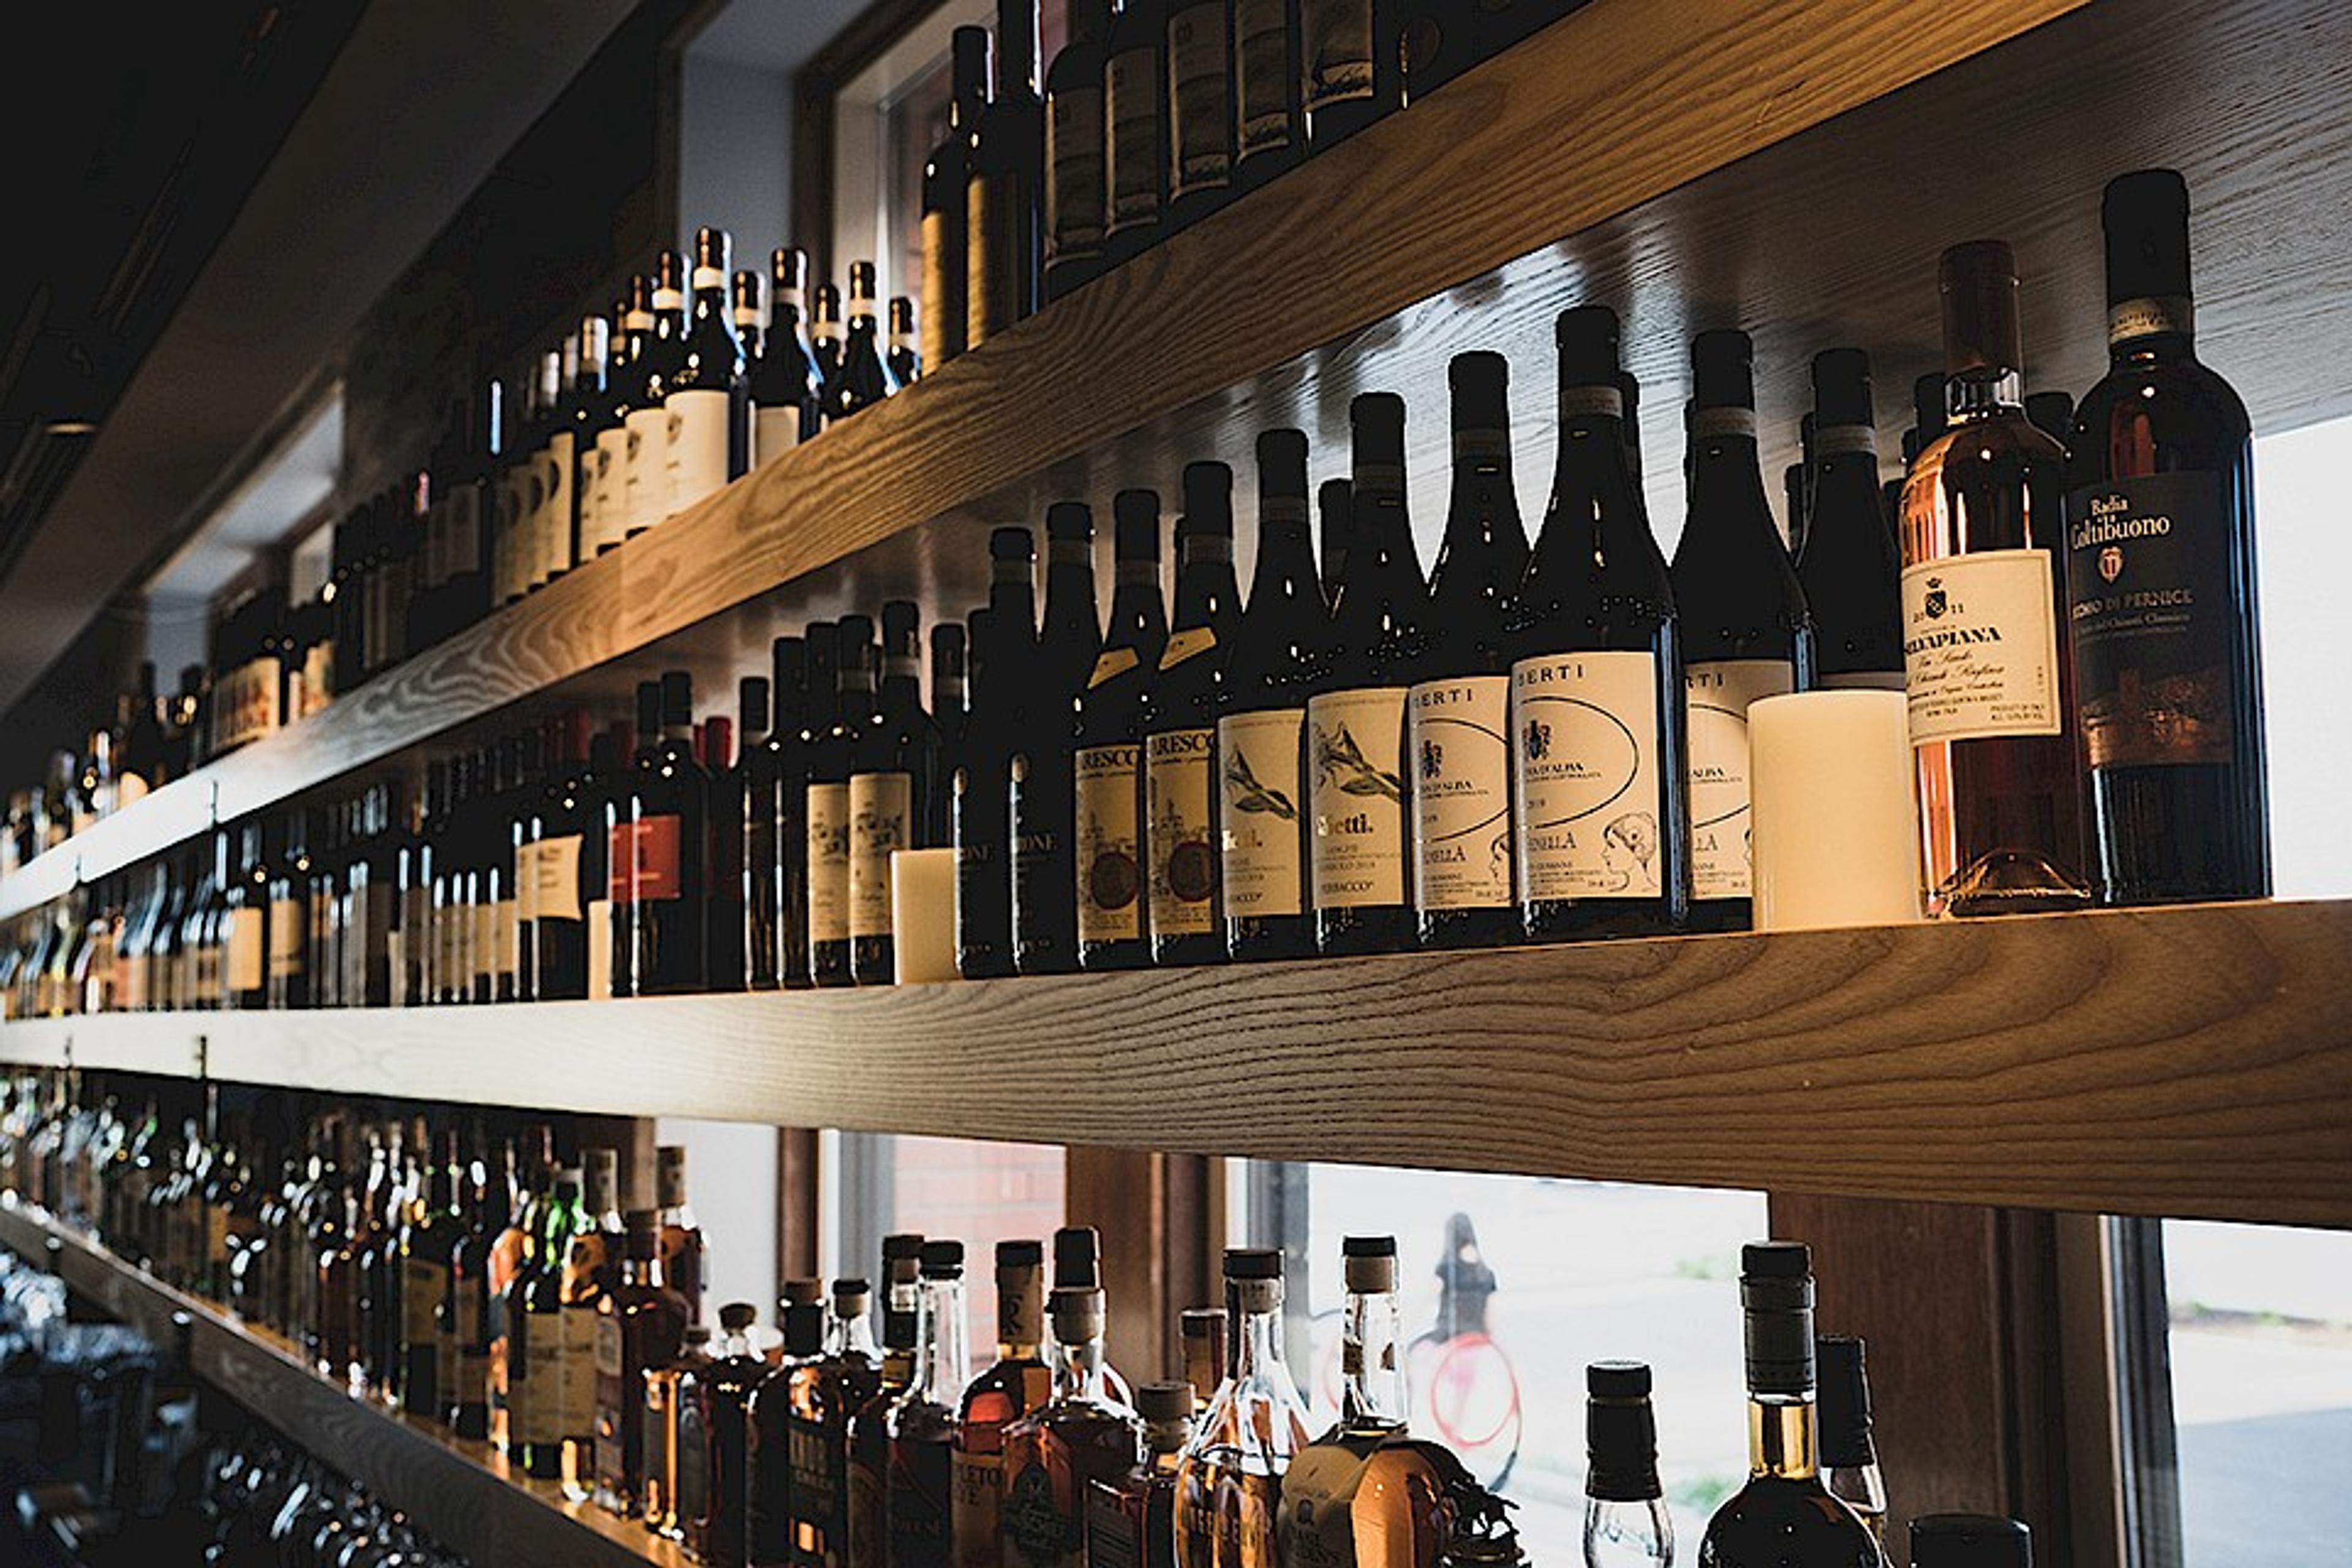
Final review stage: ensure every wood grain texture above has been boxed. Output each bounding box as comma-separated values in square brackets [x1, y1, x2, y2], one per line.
[0, 1198, 682, 1568]
[6, 899, 2348, 1230]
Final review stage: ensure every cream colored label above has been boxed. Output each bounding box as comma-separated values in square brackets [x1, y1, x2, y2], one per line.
[514, 842, 541, 922]
[534, 833, 584, 922]
[755, 405, 802, 468]
[951, 1450, 1006, 1568]
[543, 430, 576, 579]
[623, 405, 669, 531]
[495, 899, 519, 974]
[1217, 708, 1305, 918]
[1684, 658, 1792, 900]
[1512, 651, 1663, 901]
[589, 427, 630, 551]
[1307, 687, 1409, 910]
[586, 900, 614, 998]
[1146, 728, 1218, 937]
[1088, 646, 1140, 688]
[848, 772, 913, 939]
[561, 1307, 601, 1433]
[1075, 744, 1144, 943]
[1159, 625, 1216, 670]
[665, 387, 733, 514]
[227, 907, 264, 992]
[268, 898, 304, 977]
[1902, 549, 2064, 744]
[1409, 675, 1512, 911]
[519, 1310, 564, 1444]
[807, 782, 852, 943]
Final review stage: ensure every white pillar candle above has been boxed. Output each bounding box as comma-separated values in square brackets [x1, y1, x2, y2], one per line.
[891, 847, 961, 983]
[1748, 690, 1925, 932]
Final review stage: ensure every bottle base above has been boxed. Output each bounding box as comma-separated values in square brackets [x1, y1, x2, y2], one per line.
[1078, 940, 1151, 971]
[1152, 932, 1227, 968]
[1935, 850, 2093, 919]
[1316, 907, 1412, 956]
[1225, 918, 1316, 963]
[1417, 907, 1524, 950]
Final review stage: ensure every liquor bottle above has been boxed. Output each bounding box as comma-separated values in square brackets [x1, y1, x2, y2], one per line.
[736, 266, 769, 366]
[1308, 392, 1425, 956]
[596, 1211, 693, 1517]
[1909, 1516, 2032, 1568]
[1583, 1361, 1672, 1568]
[1695, 1243, 1883, 1567]
[811, 282, 848, 401]
[633, 672, 710, 994]
[970, 0, 1044, 345]
[657, 1144, 707, 1328]
[1300, 0, 1390, 152]
[1144, 464, 1239, 966]
[1796, 349, 1904, 690]
[666, 225, 753, 519]
[1816, 1336, 1887, 1544]
[742, 1284, 827, 1564]
[1218, 429, 1318, 962]
[1074, 491, 1167, 970]
[1043, 0, 1114, 301]
[810, 616, 873, 988]
[1902, 241, 2089, 916]
[443, 1142, 502, 1439]
[563, 1150, 624, 1499]
[649, 1327, 718, 1540]
[749, 638, 807, 990]
[518, 1167, 586, 1480]
[1084, 1380, 1192, 1568]
[1232, 0, 1303, 189]
[1672, 328, 1814, 933]
[772, 1276, 883, 1568]
[1165, 0, 1235, 229]
[628, 250, 691, 537]
[1104, 0, 1169, 265]
[962, 531, 1035, 979]
[223, 820, 269, 1011]
[824, 263, 901, 423]
[266, 810, 313, 1009]
[694, 1302, 771, 1567]
[1275, 1236, 1449, 1568]
[1001, 1283, 1144, 1568]
[710, 679, 761, 993]
[954, 1240, 1053, 1568]
[755, 249, 825, 461]
[927, 28, 992, 371]
[2064, 169, 2267, 905]
[491, 1129, 554, 1450]
[399, 1130, 464, 1417]
[890, 298, 925, 386]
[1409, 351, 1529, 949]
[852, 600, 941, 985]
[851, 1237, 929, 1568]
[1172, 1249, 1311, 1568]
[1012, 503, 1100, 974]
[889, 1241, 972, 1568]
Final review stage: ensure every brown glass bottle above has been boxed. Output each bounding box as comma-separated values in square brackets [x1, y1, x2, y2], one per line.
[850, 1238, 928, 1568]
[595, 1210, 692, 1516]
[1001, 1285, 1141, 1568]
[954, 1241, 1054, 1568]
[745, 1282, 836, 1564]
[765, 1277, 883, 1567]
[693, 1302, 774, 1566]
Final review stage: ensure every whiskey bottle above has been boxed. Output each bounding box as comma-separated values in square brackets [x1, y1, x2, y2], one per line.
[1695, 1242, 1884, 1567]
[1176, 1306, 1223, 1412]
[1084, 1381, 1193, 1568]
[1001, 1284, 1144, 1568]
[1583, 1360, 1672, 1567]
[398, 1129, 464, 1417]
[596, 1210, 692, 1517]
[925, 28, 990, 369]
[744, 1283, 831, 1565]
[697, 1302, 773, 1567]
[1144, 464, 1239, 966]
[889, 1241, 973, 1568]
[1052, 1225, 1134, 1405]
[564, 1149, 624, 1500]
[769, 1276, 883, 1567]
[811, 617, 874, 987]
[1174, 1249, 1311, 1568]
[443, 1139, 505, 1439]
[852, 1238, 930, 1568]
[1909, 1515, 2032, 1567]
[1074, 493, 1167, 970]
[1012, 503, 1101, 974]
[649, 1327, 718, 1543]
[1043, 0, 1114, 301]
[1218, 429, 1318, 962]
[852, 601, 941, 984]
[954, 1240, 1054, 1568]
[1816, 1336, 1887, 1545]
[1796, 349, 1904, 690]
[2065, 169, 2269, 905]
[1410, 351, 1528, 949]
[968, 0, 1044, 345]
[518, 1167, 586, 1480]
[962, 531, 1036, 979]
[1902, 241, 2089, 915]
[657, 1143, 707, 1329]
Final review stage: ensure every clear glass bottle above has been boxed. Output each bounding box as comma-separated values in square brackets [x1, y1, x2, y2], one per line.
[1174, 1248, 1311, 1568]
[1001, 1283, 1142, 1568]
[1816, 1335, 1887, 1545]
[1583, 1360, 1672, 1567]
[889, 1241, 973, 1568]
[956, 1240, 1054, 1568]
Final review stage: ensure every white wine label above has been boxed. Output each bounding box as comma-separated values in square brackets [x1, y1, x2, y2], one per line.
[543, 430, 576, 580]
[1219, 708, 1305, 918]
[1409, 675, 1513, 911]
[1046, 86, 1106, 264]
[1146, 728, 1218, 937]
[1512, 652, 1662, 901]
[589, 428, 629, 553]
[1169, 2, 1233, 199]
[533, 834, 584, 922]
[665, 388, 733, 515]
[1106, 47, 1163, 235]
[1307, 686, 1408, 910]
[1088, 646, 1140, 688]
[755, 405, 803, 469]
[1159, 625, 1216, 669]
[807, 782, 852, 943]
[1235, 0, 1296, 156]
[268, 898, 304, 978]
[2065, 472, 2234, 768]
[848, 771, 913, 939]
[1074, 744, 1144, 943]
[623, 405, 670, 530]
[1902, 549, 2064, 744]
[514, 842, 541, 923]
[1685, 658, 1792, 900]
[1303, 0, 1376, 113]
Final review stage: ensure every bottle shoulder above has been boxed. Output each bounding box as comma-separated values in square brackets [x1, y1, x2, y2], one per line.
[2067, 353, 2253, 479]
[1699, 1476, 1883, 1566]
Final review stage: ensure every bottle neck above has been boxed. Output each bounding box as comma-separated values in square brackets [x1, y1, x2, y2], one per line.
[1174, 536, 1237, 628]
[1041, 552, 1098, 642]
[1107, 569, 1164, 638]
[1746, 1393, 1819, 1480]
[2108, 293, 2195, 361]
[998, 1266, 1044, 1360]
[837, 1307, 878, 1360]
[1054, 1330, 1109, 1401]
[1248, 504, 1316, 601]
[1341, 1285, 1408, 1430]
[997, 0, 1039, 97]
[1948, 368, 2023, 423]
[914, 1277, 971, 1401]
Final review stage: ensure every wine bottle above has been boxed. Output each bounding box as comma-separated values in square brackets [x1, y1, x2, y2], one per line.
[1232, 0, 1303, 190]
[1797, 349, 1904, 690]
[733, 266, 766, 365]
[572, 316, 614, 567]
[1144, 463, 1239, 966]
[1398, 0, 1478, 103]
[663, 225, 752, 521]
[1043, 0, 1115, 301]
[1165, 0, 1235, 229]
[1910, 1515, 2032, 1568]
[626, 249, 690, 537]
[1509, 306, 1689, 940]
[588, 287, 647, 559]
[2064, 168, 2268, 905]
[1789, 412, 1817, 558]
[1317, 475, 1351, 608]
[746, 636, 807, 991]
[1696, 1243, 1884, 1567]
[707, 677, 761, 993]
[608, 682, 658, 999]
[1218, 429, 1319, 962]
[851, 602, 939, 985]
[1585, 1361, 1673, 1567]
[790, 627, 836, 990]
[1409, 351, 1528, 949]
[1902, 241, 2089, 916]
[824, 263, 900, 423]
[889, 297, 924, 386]
[2024, 390, 2073, 445]
[1012, 502, 1101, 974]
[810, 619, 870, 987]
[932, 622, 968, 850]
[541, 344, 581, 590]
[1671, 328, 1814, 933]
[1074, 491, 1167, 969]
[633, 673, 709, 996]
[1104, 0, 1169, 265]
[1308, 392, 1424, 956]
[529, 715, 598, 1002]
[969, 0, 1044, 346]
[1300, 0, 1391, 153]
[961, 531, 1037, 980]
[810, 281, 846, 404]
[925, 28, 992, 371]
[752, 248, 823, 461]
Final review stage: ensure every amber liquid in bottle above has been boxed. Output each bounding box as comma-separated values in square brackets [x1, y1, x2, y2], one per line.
[955, 1245, 1054, 1568]
[1001, 1287, 1141, 1568]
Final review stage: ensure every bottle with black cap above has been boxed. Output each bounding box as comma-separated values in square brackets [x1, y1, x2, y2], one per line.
[608, 682, 658, 998]
[2064, 168, 2267, 907]
[1002, 1275, 1144, 1566]
[1052, 1223, 1133, 1401]
[890, 296, 925, 386]
[888, 1240, 971, 1567]
[851, 600, 940, 985]
[733, 265, 767, 365]
[1409, 351, 1529, 950]
[707, 675, 763, 994]
[1910, 1513, 2031, 1568]
[952, 1239, 1051, 1568]
[745, 639, 804, 991]
[851, 1239, 929, 1562]
[761, 1276, 881, 1568]
[809, 615, 873, 987]
[752, 248, 823, 460]
[962, 530, 1035, 979]
[1817, 1335, 1887, 1544]
[628, 671, 709, 997]
[1085, 1379, 1195, 1568]
[739, 1281, 826, 1562]
[1672, 328, 1815, 935]
[678, 1300, 766, 1558]
[1796, 349, 1904, 691]
[1509, 306, 1689, 941]
[1696, 1241, 1884, 1566]
[592, 1209, 691, 1517]
[926, 24, 990, 371]
[810, 281, 846, 398]
[626, 249, 690, 536]
[1174, 1248, 1311, 1568]
[823, 262, 901, 424]
[1074, 491, 1167, 970]
[1585, 1360, 1672, 1567]
[1143, 463, 1240, 967]
[664, 225, 752, 521]
[1218, 430, 1319, 962]
[1177, 1304, 1224, 1417]
[1011, 502, 1101, 974]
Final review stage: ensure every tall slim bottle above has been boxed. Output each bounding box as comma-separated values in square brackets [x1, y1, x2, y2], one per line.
[1218, 429, 1318, 962]
[1103, 0, 1169, 265]
[631, 672, 710, 995]
[889, 1242, 973, 1568]
[710, 679, 763, 993]
[926, 29, 992, 370]
[1584, 1361, 1672, 1568]
[961, 531, 1037, 979]
[748, 638, 806, 990]
[1409, 352, 1528, 949]
[1143, 464, 1239, 967]
[1797, 349, 1904, 689]
[595, 1210, 692, 1517]
[627, 251, 690, 537]
[754, 249, 824, 460]
[1172, 1249, 1311, 1568]
[952, 1240, 1053, 1568]
[810, 617, 873, 987]
[775, 1277, 883, 1568]
[1074, 493, 1167, 970]
[852, 601, 941, 984]
[1043, 0, 1115, 301]
[1165, 0, 1235, 228]
[1012, 503, 1100, 973]
[970, 0, 1044, 345]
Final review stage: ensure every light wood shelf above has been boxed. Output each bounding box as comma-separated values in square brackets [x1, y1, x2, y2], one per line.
[6, 899, 2349, 1231]
[0, 1197, 680, 1568]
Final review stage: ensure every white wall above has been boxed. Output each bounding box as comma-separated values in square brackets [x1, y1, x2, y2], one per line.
[656, 1115, 781, 1331]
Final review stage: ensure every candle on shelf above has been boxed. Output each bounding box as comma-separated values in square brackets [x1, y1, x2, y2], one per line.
[1748, 690, 1925, 931]
[891, 846, 960, 982]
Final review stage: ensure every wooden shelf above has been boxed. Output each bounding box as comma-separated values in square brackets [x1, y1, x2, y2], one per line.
[6, 900, 2349, 1231]
[0, 1197, 680, 1568]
